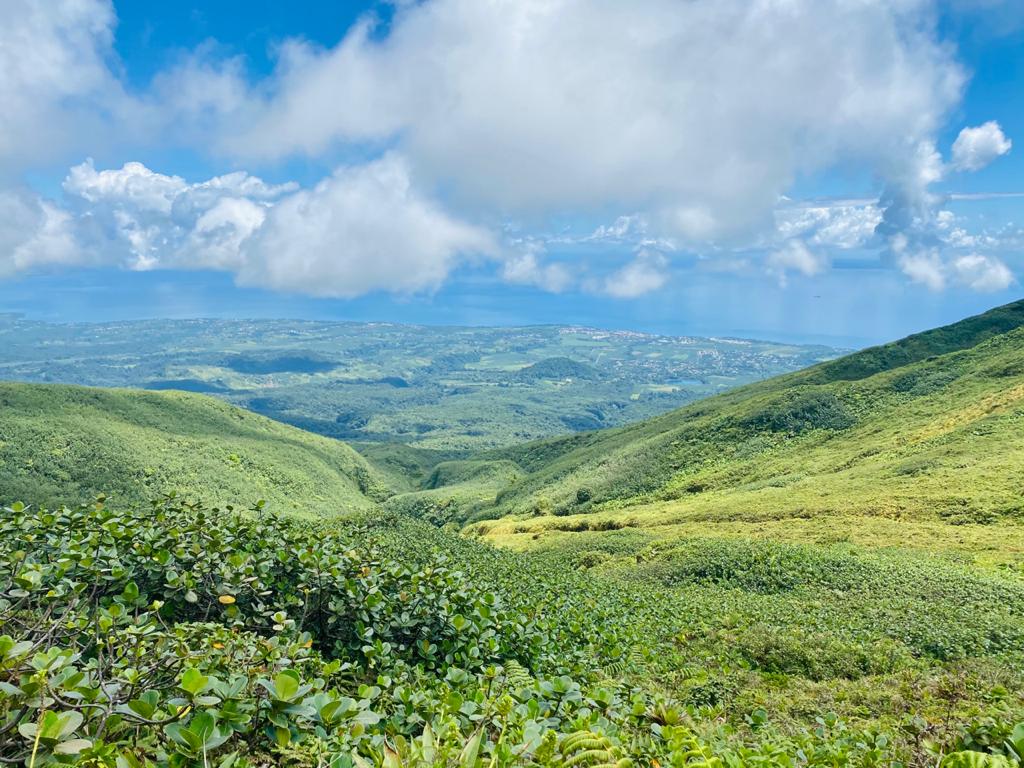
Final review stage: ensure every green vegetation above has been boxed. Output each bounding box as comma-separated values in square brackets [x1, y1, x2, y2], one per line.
[0, 382, 387, 515]
[4, 301, 1024, 765]
[5, 497, 1024, 767]
[0, 315, 837, 451]
[449, 299, 1024, 534]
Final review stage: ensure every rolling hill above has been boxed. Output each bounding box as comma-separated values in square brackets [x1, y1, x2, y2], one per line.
[5, 305, 1024, 766]
[0, 382, 389, 515]
[389, 299, 1024, 559]
[0, 315, 838, 451]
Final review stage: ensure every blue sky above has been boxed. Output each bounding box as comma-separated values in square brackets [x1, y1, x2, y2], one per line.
[2, 1, 1023, 347]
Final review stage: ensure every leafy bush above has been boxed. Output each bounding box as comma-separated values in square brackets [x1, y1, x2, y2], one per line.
[636, 539, 875, 594]
[741, 390, 854, 434]
[4, 494, 1023, 766]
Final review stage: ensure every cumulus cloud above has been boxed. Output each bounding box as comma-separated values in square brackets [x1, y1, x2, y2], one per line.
[238, 154, 496, 297]
[597, 250, 670, 299]
[0, 0, 124, 176]
[0, 190, 80, 277]
[227, 0, 964, 244]
[951, 253, 1015, 292]
[0, 0, 1017, 300]
[868, 122, 1015, 294]
[898, 248, 948, 291]
[775, 202, 882, 250]
[0, 1, 257, 176]
[14, 155, 493, 297]
[951, 121, 1013, 171]
[896, 245, 1014, 292]
[62, 160, 294, 271]
[502, 246, 574, 293]
[66, 161, 188, 214]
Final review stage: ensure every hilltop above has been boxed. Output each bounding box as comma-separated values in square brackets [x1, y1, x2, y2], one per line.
[0, 382, 388, 515]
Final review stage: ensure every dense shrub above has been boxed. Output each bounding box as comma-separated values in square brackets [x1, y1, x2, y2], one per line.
[890, 366, 961, 396]
[4, 496, 1023, 766]
[637, 539, 875, 593]
[741, 390, 855, 434]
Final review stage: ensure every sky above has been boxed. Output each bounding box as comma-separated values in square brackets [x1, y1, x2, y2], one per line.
[2, 1, 1024, 347]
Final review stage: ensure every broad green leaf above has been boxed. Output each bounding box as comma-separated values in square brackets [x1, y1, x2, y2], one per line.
[273, 671, 301, 701]
[460, 729, 483, 768]
[180, 667, 210, 696]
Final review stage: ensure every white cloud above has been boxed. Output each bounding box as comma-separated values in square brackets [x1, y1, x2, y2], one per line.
[0, 0, 124, 176]
[62, 161, 293, 271]
[3, 157, 496, 295]
[775, 203, 882, 250]
[65, 160, 188, 214]
[0, 2, 258, 177]
[586, 216, 643, 243]
[598, 250, 670, 299]
[227, 0, 965, 244]
[898, 248, 947, 291]
[502, 246, 574, 293]
[897, 246, 1015, 292]
[951, 121, 1013, 172]
[0, 0, 1017, 300]
[765, 240, 828, 287]
[873, 122, 1017, 279]
[237, 154, 496, 297]
[0, 190, 80, 277]
[951, 253, 1015, 292]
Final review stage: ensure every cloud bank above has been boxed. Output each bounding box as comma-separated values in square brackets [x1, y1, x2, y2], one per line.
[5, 157, 494, 298]
[228, 0, 965, 246]
[0, 0, 1018, 299]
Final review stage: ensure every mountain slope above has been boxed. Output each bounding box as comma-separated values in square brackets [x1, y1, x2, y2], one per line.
[0, 382, 389, 515]
[428, 299, 1024, 534]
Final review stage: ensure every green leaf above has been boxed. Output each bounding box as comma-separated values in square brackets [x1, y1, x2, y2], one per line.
[941, 753, 1013, 768]
[460, 729, 483, 768]
[54, 738, 93, 755]
[180, 667, 210, 696]
[420, 723, 436, 765]
[273, 671, 300, 702]
[31, 710, 83, 740]
[166, 723, 204, 753]
[190, 711, 217, 741]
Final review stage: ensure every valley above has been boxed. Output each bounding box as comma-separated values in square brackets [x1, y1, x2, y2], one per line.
[3, 301, 1024, 767]
[0, 315, 838, 451]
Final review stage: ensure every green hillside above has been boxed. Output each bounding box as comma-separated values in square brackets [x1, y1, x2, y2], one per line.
[5, 306, 1024, 767]
[399, 299, 1024, 550]
[0, 382, 389, 515]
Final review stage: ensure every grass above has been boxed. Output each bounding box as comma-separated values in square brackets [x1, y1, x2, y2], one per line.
[443, 299, 1024, 532]
[5, 301, 1024, 765]
[0, 381, 389, 515]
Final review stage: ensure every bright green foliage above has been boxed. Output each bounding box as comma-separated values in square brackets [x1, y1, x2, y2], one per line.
[0, 382, 388, 514]
[460, 298, 1024, 527]
[3, 495, 1024, 767]
[5, 302, 1024, 766]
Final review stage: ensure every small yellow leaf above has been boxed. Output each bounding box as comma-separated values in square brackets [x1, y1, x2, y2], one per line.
[212, 642, 225, 649]
[218, 595, 236, 605]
